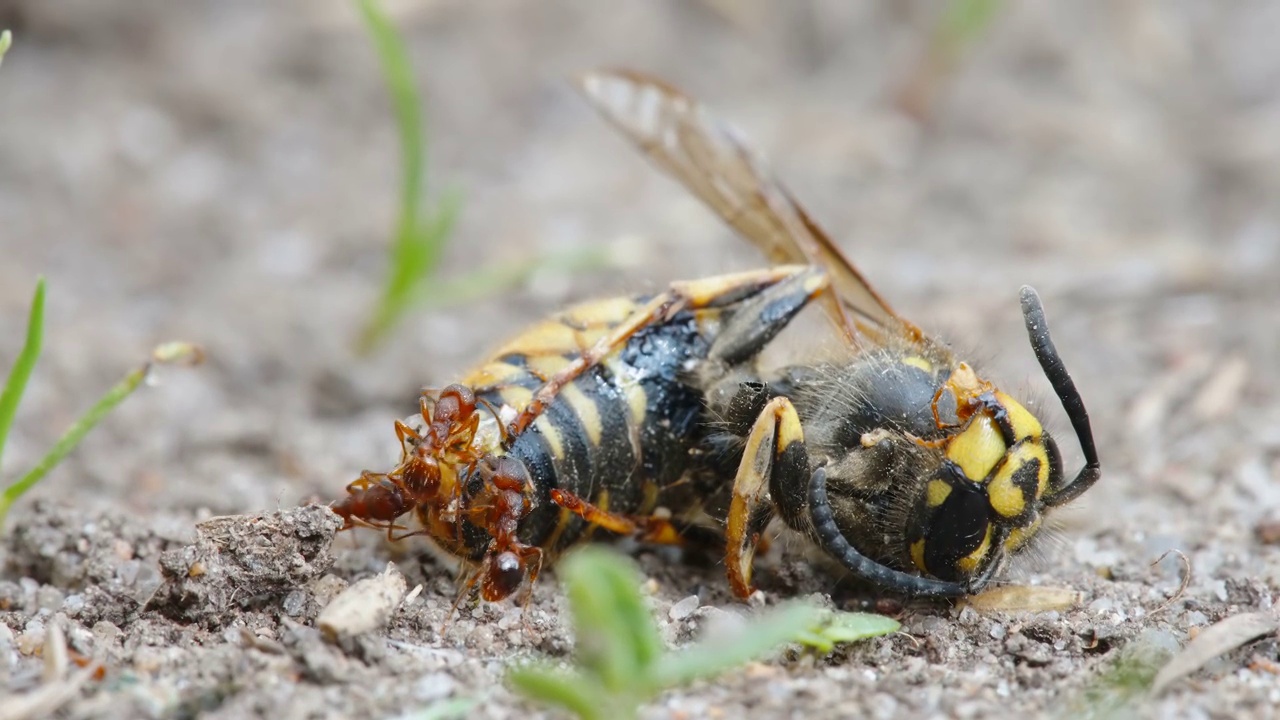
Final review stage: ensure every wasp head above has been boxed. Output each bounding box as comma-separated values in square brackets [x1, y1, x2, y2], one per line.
[904, 390, 1064, 586]
[809, 287, 1100, 596]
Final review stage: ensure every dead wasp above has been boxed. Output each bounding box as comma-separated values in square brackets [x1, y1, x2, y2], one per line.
[333, 263, 831, 603]
[575, 69, 1101, 598]
[332, 69, 1100, 605]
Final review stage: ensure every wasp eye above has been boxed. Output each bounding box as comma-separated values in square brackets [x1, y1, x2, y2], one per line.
[917, 480, 991, 581]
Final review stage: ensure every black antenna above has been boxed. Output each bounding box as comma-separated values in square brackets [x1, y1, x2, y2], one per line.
[809, 467, 969, 597]
[1019, 286, 1101, 507]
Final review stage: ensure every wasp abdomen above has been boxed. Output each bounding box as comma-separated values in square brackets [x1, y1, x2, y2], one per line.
[456, 303, 715, 558]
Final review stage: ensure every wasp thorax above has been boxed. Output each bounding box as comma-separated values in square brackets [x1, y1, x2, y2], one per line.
[907, 391, 1062, 583]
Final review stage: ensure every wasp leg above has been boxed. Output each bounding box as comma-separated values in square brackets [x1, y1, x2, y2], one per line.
[707, 268, 829, 366]
[725, 395, 809, 598]
[508, 265, 821, 437]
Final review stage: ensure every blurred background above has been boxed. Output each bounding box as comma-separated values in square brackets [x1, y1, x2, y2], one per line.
[1, 0, 1278, 542]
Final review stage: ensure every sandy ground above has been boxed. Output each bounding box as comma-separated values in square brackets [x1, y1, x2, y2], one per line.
[2, 1, 1279, 718]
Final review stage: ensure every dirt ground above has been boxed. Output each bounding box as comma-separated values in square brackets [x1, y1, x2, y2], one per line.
[2, 1, 1279, 718]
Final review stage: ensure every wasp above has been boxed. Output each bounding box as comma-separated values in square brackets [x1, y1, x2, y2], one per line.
[575, 70, 1101, 598]
[333, 68, 1100, 604]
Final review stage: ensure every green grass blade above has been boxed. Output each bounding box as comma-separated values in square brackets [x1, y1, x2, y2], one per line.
[559, 547, 664, 691]
[357, 0, 423, 232]
[0, 277, 45, 472]
[940, 0, 1003, 52]
[356, 0, 466, 354]
[507, 666, 612, 720]
[1063, 630, 1179, 720]
[792, 610, 901, 653]
[651, 602, 824, 688]
[0, 341, 202, 527]
[0, 30, 12, 68]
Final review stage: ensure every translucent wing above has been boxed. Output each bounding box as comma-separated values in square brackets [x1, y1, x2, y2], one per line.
[576, 68, 910, 343]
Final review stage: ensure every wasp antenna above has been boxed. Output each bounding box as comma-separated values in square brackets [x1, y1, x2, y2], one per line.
[809, 467, 968, 597]
[1019, 286, 1101, 507]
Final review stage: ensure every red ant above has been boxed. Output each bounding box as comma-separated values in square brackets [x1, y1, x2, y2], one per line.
[331, 384, 490, 540]
[453, 455, 543, 609]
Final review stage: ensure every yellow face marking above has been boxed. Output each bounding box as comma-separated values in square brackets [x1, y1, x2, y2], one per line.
[460, 361, 526, 390]
[926, 479, 952, 508]
[533, 415, 565, 459]
[910, 538, 928, 574]
[561, 296, 639, 329]
[996, 391, 1043, 441]
[988, 443, 1051, 517]
[902, 355, 933, 373]
[1004, 514, 1043, 554]
[956, 523, 993, 576]
[498, 385, 534, 415]
[560, 382, 603, 446]
[498, 319, 579, 356]
[946, 415, 1006, 482]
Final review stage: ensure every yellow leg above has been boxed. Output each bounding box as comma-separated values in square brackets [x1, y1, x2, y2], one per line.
[725, 395, 807, 598]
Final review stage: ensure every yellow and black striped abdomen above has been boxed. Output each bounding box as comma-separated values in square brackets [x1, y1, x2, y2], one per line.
[455, 295, 720, 557]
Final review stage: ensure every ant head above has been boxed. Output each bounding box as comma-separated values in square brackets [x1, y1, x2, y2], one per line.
[476, 456, 533, 494]
[434, 384, 477, 423]
[481, 550, 525, 602]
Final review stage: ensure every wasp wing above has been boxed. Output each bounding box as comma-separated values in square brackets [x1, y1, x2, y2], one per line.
[576, 68, 908, 343]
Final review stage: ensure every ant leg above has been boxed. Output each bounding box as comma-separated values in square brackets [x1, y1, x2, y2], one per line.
[447, 563, 486, 626]
[387, 525, 427, 542]
[344, 470, 384, 494]
[549, 488, 639, 535]
[418, 394, 436, 424]
[395, 420, 423, 443]
[476, 398, 510, 444]
[394, 420, 424, 457]
[511, 545, 545, 633]
[521, 545, 543, 587]
[549, 488, 688, 546]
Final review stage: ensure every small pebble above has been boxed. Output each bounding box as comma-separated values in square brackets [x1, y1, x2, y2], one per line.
[317, 563, 407, 642]
[36, 585, 65, 612]
[669, 595, 700, 621]
[415, 672, 457, 702]
[282, 589, 309, 617]
[1088, 596, 1116, 614]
